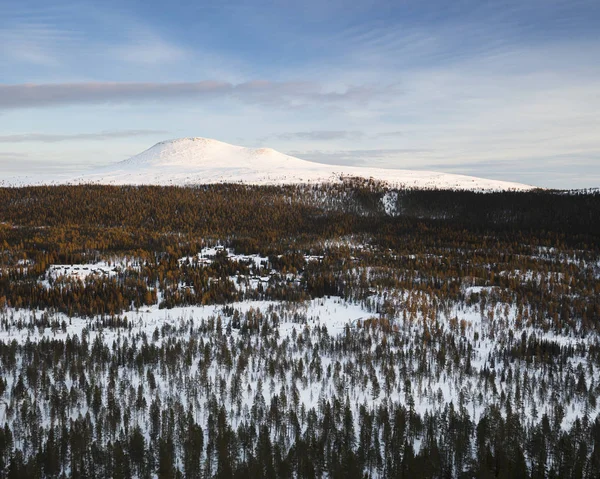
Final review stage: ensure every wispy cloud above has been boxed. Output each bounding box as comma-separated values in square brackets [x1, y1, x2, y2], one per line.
[0, 81, 397, 110]
[289, 148, 432, 167]
[0, 158, 98, 175]
[414, 155, 600, 189]
[266, 130, 404, 143]
[0, 1, 226, 76]
[374, 131, 403, 138]
[0, 151, 29, 159]
[0, 21, 79, 66]
[0, 130, 167, 143]
[274, 130, 365, 141]
[109, 27, 188, 66]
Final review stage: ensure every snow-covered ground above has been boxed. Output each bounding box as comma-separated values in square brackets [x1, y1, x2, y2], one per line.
[178, 245, 269, 270]
[1, 288, 596, 433]
[0, 297, 367, 346]
[3, 137, 536, 191]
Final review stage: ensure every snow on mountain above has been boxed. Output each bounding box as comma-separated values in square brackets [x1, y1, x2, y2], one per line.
[6, 137, 537, 191]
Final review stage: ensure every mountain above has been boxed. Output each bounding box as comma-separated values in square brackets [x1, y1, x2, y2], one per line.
[10, 137, 537, 191]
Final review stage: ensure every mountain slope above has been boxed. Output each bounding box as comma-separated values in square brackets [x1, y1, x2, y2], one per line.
[52, 137, 537, 190]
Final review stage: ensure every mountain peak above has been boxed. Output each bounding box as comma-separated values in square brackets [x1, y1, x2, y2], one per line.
[156, 137, 229, 147]
[67, 136, 537, 191]
[120, 137, 297, 169]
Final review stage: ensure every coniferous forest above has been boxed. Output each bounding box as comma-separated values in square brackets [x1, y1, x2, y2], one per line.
[0, 183, 599, 478]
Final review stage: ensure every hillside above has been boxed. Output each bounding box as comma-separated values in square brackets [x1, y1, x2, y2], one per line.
[65, 137, 536, 191]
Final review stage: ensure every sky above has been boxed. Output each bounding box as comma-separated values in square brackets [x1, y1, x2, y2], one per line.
[1, 0, 599, 189]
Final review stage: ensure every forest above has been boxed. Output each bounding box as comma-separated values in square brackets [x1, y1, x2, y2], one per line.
[0, 183, 599, 478]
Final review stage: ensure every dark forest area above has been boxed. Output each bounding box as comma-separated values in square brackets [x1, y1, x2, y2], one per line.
[0, 184, 599, 478]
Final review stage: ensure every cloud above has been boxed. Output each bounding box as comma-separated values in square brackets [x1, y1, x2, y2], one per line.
[1, 2, 598, 189]
[0, 20, 79, 66]
[0, 2, 191, 70]
[289, 148, 432, 166]
[0, 130, 168, 143]
[414, 156, 600, 189]
[274, 130, 365, 141]
[0, 82, 229, 109]
[289, 149, 600, 189]
[374, 131, 403, 138]
[0, 81, 399, 111]
[110, 27, 188, 66]
[0, 152, 30, 173]
[0, 158, 94, 175]
[231, 81, 398, 108]
[262, 130, 405, 144]
[0, 152, 28, 158]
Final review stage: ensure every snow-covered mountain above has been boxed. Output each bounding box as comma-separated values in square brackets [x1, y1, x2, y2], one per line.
[9, 137, 537, 191]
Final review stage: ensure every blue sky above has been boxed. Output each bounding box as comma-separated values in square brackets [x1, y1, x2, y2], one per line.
[1, 0, 599, 188]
